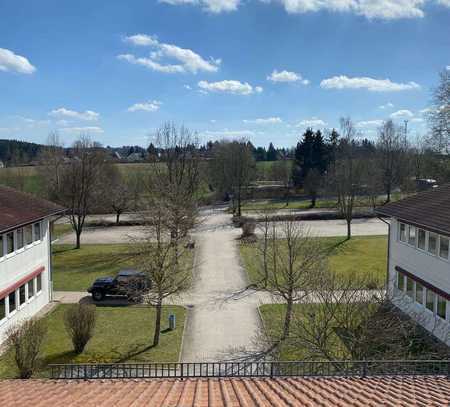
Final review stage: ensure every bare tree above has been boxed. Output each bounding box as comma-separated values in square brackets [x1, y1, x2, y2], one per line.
[331, 118, 363, 240]
[132, 203, 193, 347]
[100, 164, 130, 224]
[428, 69, 450, 153]
[37, 132, 65, 200]
[146, 123, 201, 245]
[58, 135, 108, 249]
[209, 140, 256, 217]
[256, 219, 327, 340]
[376, 120, 407, 203]
[5, 318, 47, 379]
[270, 159, 292, 206]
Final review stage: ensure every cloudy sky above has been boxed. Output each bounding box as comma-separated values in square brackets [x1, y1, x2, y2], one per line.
[1, 0, 449, 147]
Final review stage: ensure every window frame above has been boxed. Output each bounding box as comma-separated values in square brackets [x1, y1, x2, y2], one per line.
[399, 223, 407, 242]
[417, 228, 427, 251]
[0, 296, 6, 323]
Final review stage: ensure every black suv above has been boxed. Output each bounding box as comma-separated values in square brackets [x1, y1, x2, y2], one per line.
[88, 269, 151, 301]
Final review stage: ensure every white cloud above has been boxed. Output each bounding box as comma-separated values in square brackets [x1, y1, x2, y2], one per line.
[0, 48, 36, 74]
[127, 100, 162, 112]
[120, 34, 220, 74]
[184, 84, 192, 90]
[159, 0, 240, 13]
[198, 80, 263, 95]
[356, 119, 384, 128]
[379, 102, 394, 109]
[296, 118, 327, 127]
[267, 69, 309, 84]
[49, 108, 100, 121]
[411, 117, 424, 123]
[59, 126, 104, 134]
[390, 109, 414, 119]
[446, 65, 450, 71]
[320, 75, 421, 92]
[243, 117, 283, 124]
[271, 0, 428, 20]
[420, 107, 434, 115]
[436, 0, 450, 7]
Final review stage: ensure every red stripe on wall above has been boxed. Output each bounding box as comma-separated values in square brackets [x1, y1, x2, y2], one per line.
[0, 266, 45, 299]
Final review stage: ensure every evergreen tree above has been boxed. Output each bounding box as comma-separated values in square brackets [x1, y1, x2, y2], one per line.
[266, 142, 278, 161]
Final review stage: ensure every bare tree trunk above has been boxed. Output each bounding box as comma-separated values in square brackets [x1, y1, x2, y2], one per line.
[116, 212, 121, 225]
[283, 296, 293, 340]
[153, 299, 163, 346]
[75, 231, 81, 249]
[346, 218, 351, 240]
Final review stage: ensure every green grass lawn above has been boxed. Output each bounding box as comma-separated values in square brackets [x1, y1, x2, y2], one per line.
[241, 198, 338, 212]
[0, 304, 186, 378]
[52, 244, 194, 291]
[240, 236, 387, 288]
[53, 223, 73, 240]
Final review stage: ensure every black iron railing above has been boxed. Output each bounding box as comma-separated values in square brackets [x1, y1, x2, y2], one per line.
[49, 360, 450, 380]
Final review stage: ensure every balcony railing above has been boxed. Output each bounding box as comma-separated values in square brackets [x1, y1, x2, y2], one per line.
[49, 360, 450, 380]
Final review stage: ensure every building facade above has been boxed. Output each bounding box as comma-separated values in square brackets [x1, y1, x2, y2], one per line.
[377, 185, 450, 345]
[0, 186, 64, 344]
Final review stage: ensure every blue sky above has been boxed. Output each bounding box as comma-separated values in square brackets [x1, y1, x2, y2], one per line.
[0, 0, 449, 147]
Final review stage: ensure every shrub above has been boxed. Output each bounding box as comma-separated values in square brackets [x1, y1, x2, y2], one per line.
[241, 221, 256, 237]
[6, 318, 47, 379]
[64, 304, 96, 354]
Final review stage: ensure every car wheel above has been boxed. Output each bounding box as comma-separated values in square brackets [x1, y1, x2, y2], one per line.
[92, 290, 104, 301]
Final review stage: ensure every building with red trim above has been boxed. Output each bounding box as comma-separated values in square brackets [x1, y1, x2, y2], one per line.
[0, 186, 65, 344]
[377, 184, 450, 345]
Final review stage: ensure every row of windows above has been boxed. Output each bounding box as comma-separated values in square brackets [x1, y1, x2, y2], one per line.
[0, 273, 43, 323]
[397, 271, 448, 320]
[398, 222, 449, 261]
[0, 222, 42, 260]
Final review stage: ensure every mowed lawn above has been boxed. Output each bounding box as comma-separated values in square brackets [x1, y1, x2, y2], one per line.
[52, 244, 136, 291]
[240, 236, 387, 287]
[53, 244, 194, 291]
[0, 305, 186, 378]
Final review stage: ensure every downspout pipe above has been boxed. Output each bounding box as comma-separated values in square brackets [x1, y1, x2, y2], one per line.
[378, 216, 391, 295]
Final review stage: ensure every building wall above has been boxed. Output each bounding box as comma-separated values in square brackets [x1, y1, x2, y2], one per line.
[388, 218, 450, 345]
[0, 219, 51, 344]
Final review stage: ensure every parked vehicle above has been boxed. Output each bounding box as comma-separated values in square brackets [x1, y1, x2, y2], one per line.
[87, 269, 151, 301]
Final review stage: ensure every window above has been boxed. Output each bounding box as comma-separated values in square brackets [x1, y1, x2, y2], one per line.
[19, 285, 26, 306]
[437, 295, 447, 319]
[426, 289, 435, 312]
[36, 274, 42, 293]
[9, 292, 16, 313]
[399, 223, 407, 242]
[397, 272, 405, 291]
[418, 229, 426, 250]
[0, 297, 5, 321]
[25, 225, 33, 245]
[0, 235, 3, 258]
[33, 222, 41, 242]
[428, 233, 438, 255]
[408, 226, 416, 246]
[406, 277, 414, 299]
[440, 236, 449, 260]
[16, 228, 24, 250]
[415, 283, 424, 304]
[6, 232, 14, 254]
[28, 280, 34, 299]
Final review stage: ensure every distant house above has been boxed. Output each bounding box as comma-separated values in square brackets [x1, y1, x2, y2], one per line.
[0, 186, 65, 344]
[377, 184, 450, 345]
[127, 152, 144, 162]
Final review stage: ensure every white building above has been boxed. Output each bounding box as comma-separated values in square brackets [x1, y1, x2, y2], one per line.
[377, 184, 450, 345]
[0, 186, 65, 344]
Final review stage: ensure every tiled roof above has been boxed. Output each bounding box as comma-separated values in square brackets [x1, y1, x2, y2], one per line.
[376, 184, 450, 235]
[1, 376, 450, 406]
[0, 185, 65, 233]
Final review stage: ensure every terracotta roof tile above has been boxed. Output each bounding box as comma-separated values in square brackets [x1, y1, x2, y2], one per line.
[1, 376, 450, 406]
[376, 184, 450, 235]
[0, 185, 65, 233]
